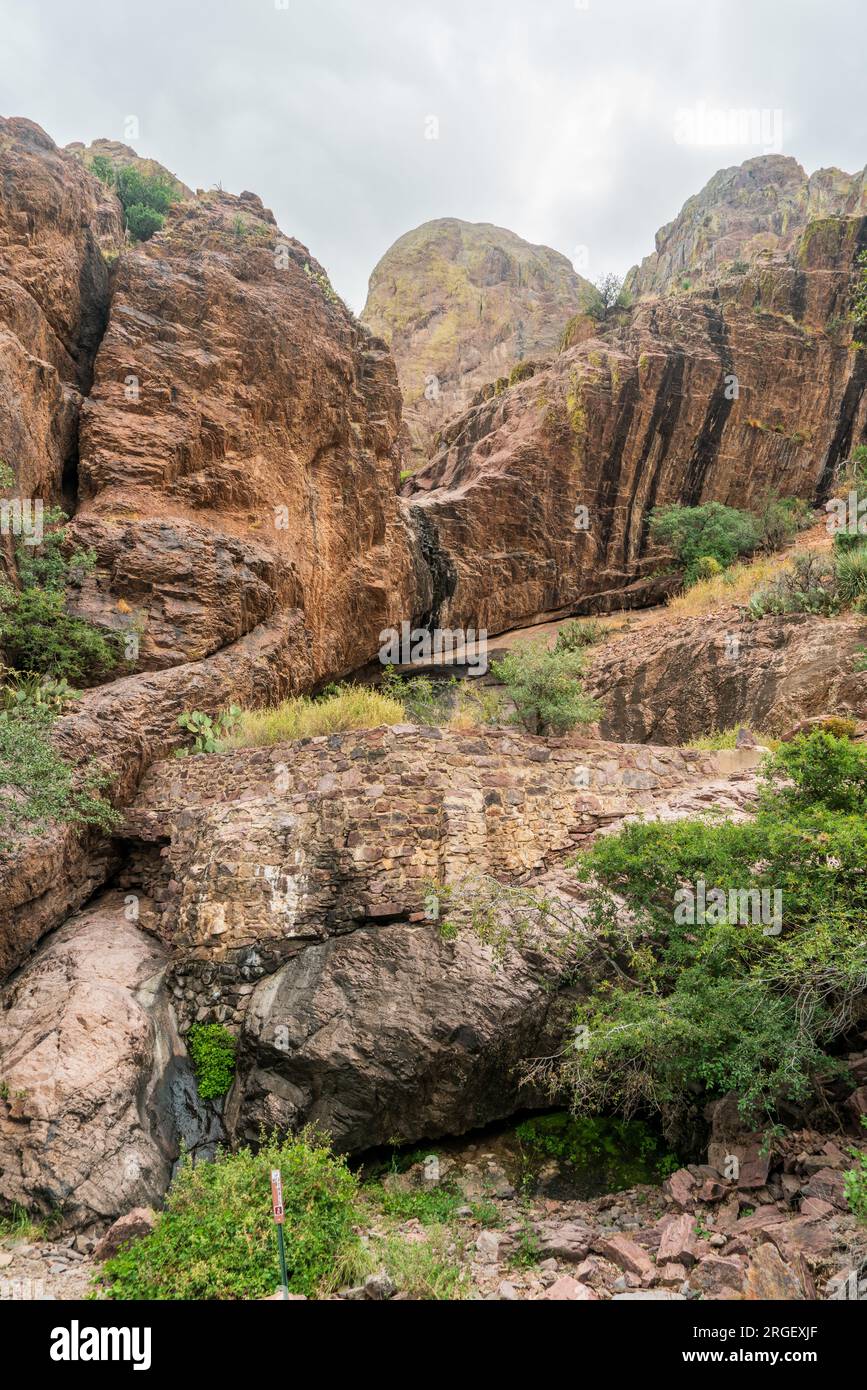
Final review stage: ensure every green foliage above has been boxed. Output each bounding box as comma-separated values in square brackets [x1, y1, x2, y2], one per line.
[186, 1023, 237, 1100]
[555, 618, 605, 652]
[562, 733, 867, 1128]
[695, 555, 722, 580]
[852, 249, 867, 338]
[491, 641, 602, 734]
[0, 588, 122, 685]
[176, 706, 241, 756]
[96, 1132, 361, 1300]
[0, 699, 118, 846]
[587, 272, 631, 322]
[0, 510, 121, 686]
[834, 544, 867, 606]
[516, 1113, 679, 1192]
[855, 646, 867, 673]
[755, 494, 812, 552]
[91, 160, 180, 242]
[508, 360, 536, 386]
[748, 550, 843, 618]
[123, 203, 165, 241]
[761, 731, 867, 815]
[845, 1121, 867, 1225]
[649, 502, 761, 584]
[0, 459, 14, 490]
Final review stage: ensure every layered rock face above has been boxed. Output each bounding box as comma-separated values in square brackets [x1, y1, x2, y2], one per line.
[362, 218, 596, 461]
[0, 123, 434, 981]
[0, 117, 123, 527]
[0, 894, 214, 1231]
[70, 189, 423, 679]
[587, 612, 867, 745]
[118, 726, 757, 1152]
[407, 215, 867, 636]
[626, 154, 867, 299]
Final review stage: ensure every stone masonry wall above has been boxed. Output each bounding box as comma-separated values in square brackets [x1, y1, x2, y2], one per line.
[121, 725, 755, 1028]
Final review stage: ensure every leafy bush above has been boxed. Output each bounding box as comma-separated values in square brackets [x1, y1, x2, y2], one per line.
[649, 502, 761, 584]
[491, 641, 602, 734]
[187, 1023, 237, 1100]
[0, 588, 122, 685]
[555, 618, 605, 651]
[694, 555, 722, 580]
[748, 551, 841, 618]
[123, 203, 165, 242]
[516, 1113, 679, 1192]
[755, 494, 812, 552]
[96, 1133, 361, 1300]
[176, 707, 241, 756]
[91, 160, 181, 242]
[845, 1121, 867, 1225]
[559, 733, 867, 1130]
[0, 700, 117, 846]
[0, 510, 122, 686]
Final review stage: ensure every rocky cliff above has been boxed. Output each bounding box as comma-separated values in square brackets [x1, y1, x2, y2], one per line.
[362, 218, 596, 462]
[407, 214, 867, 636]
[626, 154, 867, 300]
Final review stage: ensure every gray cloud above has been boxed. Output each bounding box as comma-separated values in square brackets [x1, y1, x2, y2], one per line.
[1, 0, 864, 310]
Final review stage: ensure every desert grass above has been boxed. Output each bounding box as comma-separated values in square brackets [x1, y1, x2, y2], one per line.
[227, 685, 407, 746]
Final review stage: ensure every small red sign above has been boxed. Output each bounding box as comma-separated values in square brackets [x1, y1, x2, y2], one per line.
[270, 1169, 285, 1225]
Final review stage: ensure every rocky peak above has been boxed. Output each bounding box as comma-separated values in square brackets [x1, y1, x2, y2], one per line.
[362, 217, 596, 460]
[626, 153, 867, 298]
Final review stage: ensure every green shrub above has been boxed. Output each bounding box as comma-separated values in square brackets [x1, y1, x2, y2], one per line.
[695, 555, 723, 580]
[748, 551, 841, 618]
[96, 1133, 362, 1300]
[123, 203, 165, 241]
[649, 502, 761, 584]
[834, 544, 867, 606]
[0, 588, 122, 685]
[187, 1023, 237, 1100]
[516, 1113, 679, 1192]
[559, 732, 867, 1129]
[555, 618, 605, 651]
[845, 1121, 867, 1225]
[491, 641, 602, 734]
[508, 360, 536, 386]
[91, 161, 181, 242]
[0, 510, 122, 685]
[0, 700, 118, 846]
[755, 494, 812, 552]
[176, 707, 241, 756]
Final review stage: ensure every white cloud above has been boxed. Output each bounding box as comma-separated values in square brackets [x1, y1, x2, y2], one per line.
[0, 0, 864, 311]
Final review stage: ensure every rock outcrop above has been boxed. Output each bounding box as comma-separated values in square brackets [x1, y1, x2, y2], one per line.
[626, 154, 867, 300]
[0, 117, 123, 535]
[362, 218, 596, 462]
[64, 138, 193, 201]
[587, 611, 867, 745]
[118, 726, 760, 1153]
[0, 893, 212, 1231]
[406, 215, 867, 636]
[70, 187, 424, 678]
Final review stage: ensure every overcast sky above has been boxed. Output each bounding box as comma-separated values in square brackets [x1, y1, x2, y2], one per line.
[2, 0, 865, 311]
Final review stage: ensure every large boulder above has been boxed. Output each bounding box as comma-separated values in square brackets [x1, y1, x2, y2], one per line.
[0, 893, 213, 1232]
[226, 920, 570, 1151]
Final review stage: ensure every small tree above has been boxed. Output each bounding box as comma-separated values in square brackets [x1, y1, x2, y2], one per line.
[588, 272, 631, 322]
[649, 502, 761, 583]
[491, 642, 602, 735]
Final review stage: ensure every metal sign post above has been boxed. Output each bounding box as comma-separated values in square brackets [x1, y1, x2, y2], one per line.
[271, 1169, 289, 1300]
